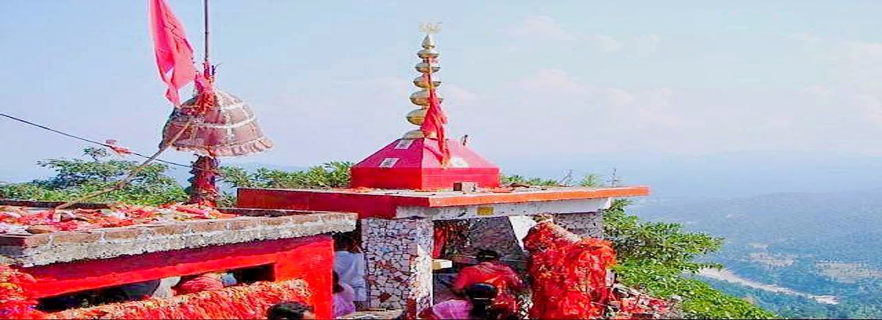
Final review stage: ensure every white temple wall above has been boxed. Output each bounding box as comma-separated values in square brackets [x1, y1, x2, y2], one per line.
[361, 217, 433, 317]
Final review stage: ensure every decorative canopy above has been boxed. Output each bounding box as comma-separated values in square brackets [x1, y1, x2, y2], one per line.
[161, 90, 273, 157]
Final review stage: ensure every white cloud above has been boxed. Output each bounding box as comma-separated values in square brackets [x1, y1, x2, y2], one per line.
[508, 16, 662, 56]
[831, 41, 882, 92]
[644, 88, 674, 108]
[633, 34, 662, 55]
[853, 94, 882, 124]
[440, 84, 479, 106]
[801, 85, 833, 98]
[518, 68, 587, 95]
[596, 87, 635, 105]
[634, 88, 683, 126]
[791, 32, 821, 44]
[844, 41, 882, 58]
[585, 34, 623, 52]
[509, 15, 576, 43]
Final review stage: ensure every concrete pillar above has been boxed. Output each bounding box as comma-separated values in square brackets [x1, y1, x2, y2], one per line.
[361, 218, 433, 317]
[553, 212, 604, 238]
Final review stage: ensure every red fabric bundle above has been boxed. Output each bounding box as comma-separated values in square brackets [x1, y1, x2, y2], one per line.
[50, 279, 312, 319]
[524, 221, 617, 319]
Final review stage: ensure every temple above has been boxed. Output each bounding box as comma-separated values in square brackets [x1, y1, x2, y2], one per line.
[237, 30, 650, 317]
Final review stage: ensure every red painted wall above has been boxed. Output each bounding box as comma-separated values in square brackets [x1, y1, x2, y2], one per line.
[21, 235, 335, 319]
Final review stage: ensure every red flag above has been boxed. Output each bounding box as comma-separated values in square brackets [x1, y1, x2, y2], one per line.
[149, 0, 198, 107]
[420, 68, 450, 165]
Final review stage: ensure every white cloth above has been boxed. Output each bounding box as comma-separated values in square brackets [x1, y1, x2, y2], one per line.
[153, 277, 181, 299]
[334, 251, 367, 302]
[120, 276, 180, 300]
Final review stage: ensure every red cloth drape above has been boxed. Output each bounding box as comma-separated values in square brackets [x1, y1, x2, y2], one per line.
[419, 67, 450, 165]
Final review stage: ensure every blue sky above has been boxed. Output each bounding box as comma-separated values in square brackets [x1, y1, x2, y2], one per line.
[3, 1, 882, 190]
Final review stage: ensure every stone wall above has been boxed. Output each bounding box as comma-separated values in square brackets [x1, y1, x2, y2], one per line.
[361, 218, 433, 317]
[554, 211, 604, 238]
[0, 213, 356, 267]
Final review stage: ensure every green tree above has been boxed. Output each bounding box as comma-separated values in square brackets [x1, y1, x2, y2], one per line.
[499, 174, 560, 186]
[500, 172, 602, 187]
[220, 162, 353, 189]
[605, 199, 777, 319]
[0, 147, 187, 205]
[579, 173, 601, 187]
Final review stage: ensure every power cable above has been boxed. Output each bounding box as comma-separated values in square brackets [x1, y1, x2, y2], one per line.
[0, 112, 191, 168]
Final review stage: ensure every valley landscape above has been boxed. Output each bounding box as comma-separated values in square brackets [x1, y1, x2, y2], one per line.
[634, 188, 882, 318]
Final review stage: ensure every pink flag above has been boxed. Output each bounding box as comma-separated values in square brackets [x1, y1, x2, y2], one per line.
[149, 0, 198, 107]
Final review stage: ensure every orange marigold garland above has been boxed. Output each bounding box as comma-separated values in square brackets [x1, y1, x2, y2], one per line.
[524, 221, 616, 319]
[50, 279, 312, 319]
[0, 265, 43, 319]
[524, 221, 673, 319]
[0, 203, 236, 234]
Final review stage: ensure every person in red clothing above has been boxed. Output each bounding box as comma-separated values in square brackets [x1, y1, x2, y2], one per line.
[451, 249, 525, 317]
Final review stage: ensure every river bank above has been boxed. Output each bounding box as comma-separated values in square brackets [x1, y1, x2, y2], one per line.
[698, 268, 838, 305]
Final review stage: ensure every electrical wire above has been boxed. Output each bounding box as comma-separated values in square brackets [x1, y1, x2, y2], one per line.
[0, 112, 191, 168]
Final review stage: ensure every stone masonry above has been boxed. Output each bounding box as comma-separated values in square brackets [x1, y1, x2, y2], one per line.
[361, 217, 433, 317]
[0, 212, 356, 267]
[554, 211, 604, 238]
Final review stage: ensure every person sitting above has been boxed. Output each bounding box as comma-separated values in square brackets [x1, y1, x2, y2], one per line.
[452, 249, 525, 316]
[334, 233, 367, 309]
[419, 282, 511, 320]
[267, 301, 316, 320]
[174, 272, 224, 295]
[333, 271, 357, 318]
[115, 276, 180, 301]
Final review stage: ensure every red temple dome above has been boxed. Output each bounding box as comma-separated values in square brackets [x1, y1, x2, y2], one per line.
[351, 138, 499, 190]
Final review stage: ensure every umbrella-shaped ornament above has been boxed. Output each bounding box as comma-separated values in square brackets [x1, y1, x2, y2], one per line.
[161, 90, 273, 205]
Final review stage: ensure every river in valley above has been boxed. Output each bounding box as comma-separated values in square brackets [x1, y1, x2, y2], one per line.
[698, 268, 839, 305]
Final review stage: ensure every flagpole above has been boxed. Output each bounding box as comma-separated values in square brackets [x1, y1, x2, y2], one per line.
[203, 0, 211, 78]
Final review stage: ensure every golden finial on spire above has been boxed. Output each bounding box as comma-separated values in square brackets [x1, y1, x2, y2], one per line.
[404, 23, 443, 140]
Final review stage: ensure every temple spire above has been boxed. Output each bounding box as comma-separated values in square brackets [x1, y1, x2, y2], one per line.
[403, 24, 444, 139]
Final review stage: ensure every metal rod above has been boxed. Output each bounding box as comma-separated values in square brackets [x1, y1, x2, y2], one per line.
[203, 0, 210, 77]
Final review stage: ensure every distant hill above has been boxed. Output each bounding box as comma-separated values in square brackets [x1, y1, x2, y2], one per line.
[633, 188, 882, 268]
[633, 189, 882, 318]
[500, 151, 882, 199]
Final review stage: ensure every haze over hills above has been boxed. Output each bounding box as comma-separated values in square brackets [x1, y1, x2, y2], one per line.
[633, 188, 882, 318]
[499, 150, 882, 199]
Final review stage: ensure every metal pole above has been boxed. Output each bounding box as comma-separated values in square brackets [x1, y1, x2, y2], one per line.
[203, 0, 210, 77]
